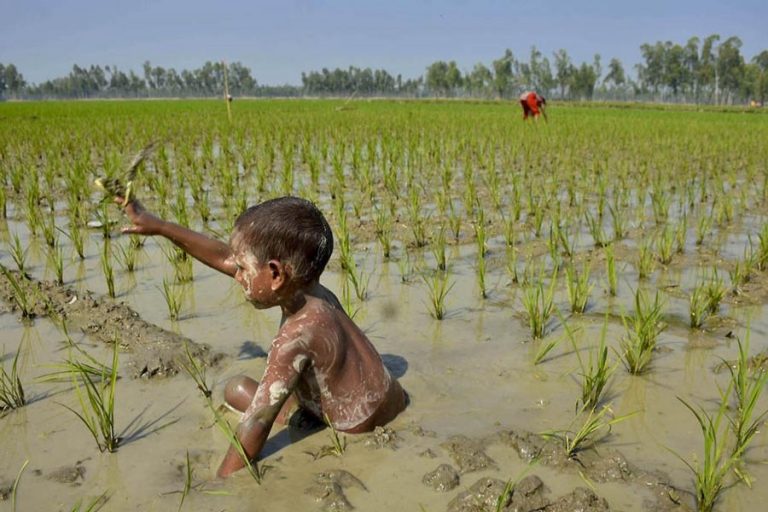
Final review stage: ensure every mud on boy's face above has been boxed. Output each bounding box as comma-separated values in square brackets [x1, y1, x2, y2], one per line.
[231, 248, 276, 308]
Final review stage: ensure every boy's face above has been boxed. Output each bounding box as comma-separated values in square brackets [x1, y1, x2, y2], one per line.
[232, 248, 278, 309]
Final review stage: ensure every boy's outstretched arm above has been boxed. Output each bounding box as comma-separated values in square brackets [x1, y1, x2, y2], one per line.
[117, 198, 236, 276]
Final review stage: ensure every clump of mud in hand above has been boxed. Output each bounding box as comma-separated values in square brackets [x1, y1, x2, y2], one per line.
[0, 268, 220, 379]
[305, 470, 367, 511]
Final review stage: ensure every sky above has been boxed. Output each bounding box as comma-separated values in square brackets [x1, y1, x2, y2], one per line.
[1, 0, 766, 86]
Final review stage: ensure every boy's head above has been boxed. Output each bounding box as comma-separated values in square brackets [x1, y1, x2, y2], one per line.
[230, 197, 334, 288]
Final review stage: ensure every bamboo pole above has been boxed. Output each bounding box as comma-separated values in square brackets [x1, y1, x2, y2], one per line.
[222, 60, 232, 123]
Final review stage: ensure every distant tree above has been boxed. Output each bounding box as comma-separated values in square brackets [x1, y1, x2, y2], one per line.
[467, 63, 493, 97]
[3, 63, 26, 96]
[553, 49, 573, 98]
[492, 50, 514, 98]
[571, 62, 598, 99]
[603, 58, 626, 87]
[426, 61, 449, 96]
[717, 36, 745, 103]
[698, 34, 720, 101]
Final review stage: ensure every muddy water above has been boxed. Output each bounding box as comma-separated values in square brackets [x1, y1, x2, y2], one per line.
[2, 218, 768, 511]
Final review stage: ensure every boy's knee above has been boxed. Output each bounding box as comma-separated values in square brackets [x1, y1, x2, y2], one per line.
[224, 375, 259, 413]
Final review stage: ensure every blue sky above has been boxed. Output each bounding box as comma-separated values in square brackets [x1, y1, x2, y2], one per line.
[1, 0, 766, 85]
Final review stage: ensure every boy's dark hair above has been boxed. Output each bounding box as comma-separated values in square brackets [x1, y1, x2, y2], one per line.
[231, 197, 334, 285]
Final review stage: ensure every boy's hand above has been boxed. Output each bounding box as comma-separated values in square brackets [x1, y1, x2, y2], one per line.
[115, 197, 164, 236]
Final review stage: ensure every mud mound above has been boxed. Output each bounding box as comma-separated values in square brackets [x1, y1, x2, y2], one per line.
[0, 267, 220, 378]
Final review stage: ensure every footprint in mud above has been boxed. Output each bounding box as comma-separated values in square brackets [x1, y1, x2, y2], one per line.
[439, 435, 496, 473]
[42, 461, 87, 486]
[304, 470, 367, 511]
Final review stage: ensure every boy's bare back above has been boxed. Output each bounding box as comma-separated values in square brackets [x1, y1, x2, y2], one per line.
[245, 283, 405, 434]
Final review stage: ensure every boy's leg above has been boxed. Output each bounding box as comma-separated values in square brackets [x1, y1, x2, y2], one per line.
[223, 375, 298, 424]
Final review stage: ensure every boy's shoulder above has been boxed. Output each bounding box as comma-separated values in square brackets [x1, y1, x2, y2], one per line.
[275, 299, 339, 347]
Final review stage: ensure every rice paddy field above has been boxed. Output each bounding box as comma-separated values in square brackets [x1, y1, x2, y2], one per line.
[1, 99, 768, 511]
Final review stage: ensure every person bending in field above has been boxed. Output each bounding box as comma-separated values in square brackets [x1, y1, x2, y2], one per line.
[519, 91, 547, 121]
[117, 195, 407, 478]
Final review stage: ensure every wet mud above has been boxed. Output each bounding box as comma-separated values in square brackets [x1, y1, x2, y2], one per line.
[0, 267, 220, 378]
[305, 469, 368, 511]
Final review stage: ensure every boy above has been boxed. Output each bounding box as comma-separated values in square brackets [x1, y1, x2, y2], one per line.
[117, 195, 407, 478]
[519, 91, 547, 121]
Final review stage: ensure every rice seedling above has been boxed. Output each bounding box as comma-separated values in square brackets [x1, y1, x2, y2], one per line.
[721, 329, 768, 462]
[604, 244, 618, 296]
[398, 250, 413, 284]
[47, 240, 65, 285]
[9, 233, 27, 275]
[704, 268, 726, 315]
[69, 492, 109, 512]
[475, 250, 488, 299]
[115, 240, 140, 273]
[37, 326, 113, 384]
[505, 246, 520, 285]
[159, 277, 185, 320]
[41, 213, 57, 248]
[447, 201, 462, 241]
[689, 281, 711, 329]
[422, 271, 453, 320]
[675, 214, 688, 254]
[174, 257, 194, 283]
[346, 259, 371, 302]
[540, 404, 636, 459]
[0, 265, 34, 318]
[585, 210, 607, 247]
[324, 413, 347, 456]
[10, 459, 29, 512]
[609, 203, 627, 240]
[100, 241, 116, 298]
[521, 274, 557, 339]
[430, 226, 448, 271]
[756, 222, 768, 271]
[176, 451, 193, 512]
[729, 245, 754, 294]
[671, 395, 742, 512]
[374, 206, 393, 259]
[650, 188, 670, 224]
[618, 289, 665, 374]
[180, 340, 212, 399]
[637, 239, 655, 279]
[556, 221, 576, 259]
[565, 262, 593, 313]
[565, 313, 615, 410]
[533, 332, 564, 365]
[67, 222, 86, 260]
[339, 278, 360, 320]
[205, 397, 266, 483]
[60, 341, 121, 453]
[473, 207, 487, 257]
[0, 341, 26, 413]
[696, 210, 714, 246]
[657, 225, 675, 265]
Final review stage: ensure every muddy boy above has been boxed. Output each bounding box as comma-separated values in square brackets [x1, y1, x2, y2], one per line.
[118, 195, 407, 477]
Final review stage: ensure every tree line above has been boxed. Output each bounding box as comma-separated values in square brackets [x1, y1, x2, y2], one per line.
[1, 34, 766, 104]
